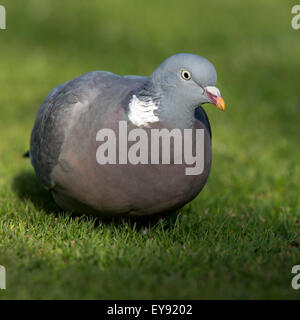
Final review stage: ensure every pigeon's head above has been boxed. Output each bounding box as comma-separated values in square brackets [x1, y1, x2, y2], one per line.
[150, 53, 226, 111]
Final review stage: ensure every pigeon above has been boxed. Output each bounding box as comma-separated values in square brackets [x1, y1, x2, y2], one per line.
[29, 53, 225, 219]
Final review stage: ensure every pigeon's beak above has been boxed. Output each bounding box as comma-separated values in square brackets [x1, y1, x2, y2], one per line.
[204, 86, 226, 111]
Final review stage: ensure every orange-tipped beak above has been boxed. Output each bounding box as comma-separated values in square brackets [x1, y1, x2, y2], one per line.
[216, 97, 226, 111]
[204, 86, 226, 112]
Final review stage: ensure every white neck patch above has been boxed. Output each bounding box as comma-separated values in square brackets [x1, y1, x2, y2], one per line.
[128, 94, 160, 127]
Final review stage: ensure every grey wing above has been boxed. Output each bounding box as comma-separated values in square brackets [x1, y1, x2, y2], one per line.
[30, 71, 147, 189]
[30, 82, 82, 189]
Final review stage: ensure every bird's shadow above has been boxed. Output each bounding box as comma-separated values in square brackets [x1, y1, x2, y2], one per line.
[12, 170, 180, 230]
[12, 170, 63, 215]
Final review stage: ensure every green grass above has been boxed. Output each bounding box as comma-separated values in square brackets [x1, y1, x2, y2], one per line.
[0, 0, 299, 299]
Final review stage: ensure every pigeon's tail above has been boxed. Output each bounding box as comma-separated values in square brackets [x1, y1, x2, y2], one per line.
[23, 151, 30, 158]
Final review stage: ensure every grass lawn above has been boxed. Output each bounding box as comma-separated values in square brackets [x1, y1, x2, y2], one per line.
[0, 0, 299, 299]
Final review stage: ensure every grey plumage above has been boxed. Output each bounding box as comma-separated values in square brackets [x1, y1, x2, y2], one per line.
[29, 53, 225, 218]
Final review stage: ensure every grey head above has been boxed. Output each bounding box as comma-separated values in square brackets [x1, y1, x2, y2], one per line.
[133, 53, 225, 128]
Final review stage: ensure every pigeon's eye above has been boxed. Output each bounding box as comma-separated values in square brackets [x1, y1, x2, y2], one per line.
[181, 70, 191, 80]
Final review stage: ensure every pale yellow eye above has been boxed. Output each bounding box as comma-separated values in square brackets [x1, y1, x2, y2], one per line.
[181, 70, 191, 80]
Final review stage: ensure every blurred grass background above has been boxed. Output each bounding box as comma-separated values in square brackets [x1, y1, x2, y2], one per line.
[0, 0, 299, 299]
